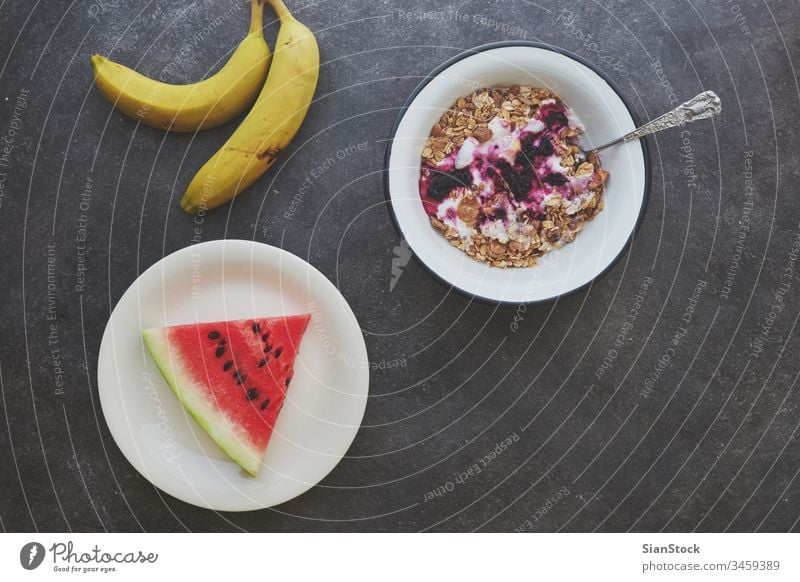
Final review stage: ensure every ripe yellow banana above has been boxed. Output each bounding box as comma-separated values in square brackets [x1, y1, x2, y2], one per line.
[180, 0, 319, 212]
[91, 0, 270, 132]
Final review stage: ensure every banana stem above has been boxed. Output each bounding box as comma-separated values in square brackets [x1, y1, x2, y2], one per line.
[264, 0, 293, 22]
[249, 0, 265, 35]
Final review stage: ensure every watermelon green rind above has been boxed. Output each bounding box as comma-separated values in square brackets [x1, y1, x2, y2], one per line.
[141, 328, 262, 476]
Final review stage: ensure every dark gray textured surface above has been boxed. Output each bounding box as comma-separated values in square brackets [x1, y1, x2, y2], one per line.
[1, 0, 799, 532]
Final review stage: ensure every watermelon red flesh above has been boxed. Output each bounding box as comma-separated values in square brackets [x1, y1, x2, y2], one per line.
[142, 314, 310, 476]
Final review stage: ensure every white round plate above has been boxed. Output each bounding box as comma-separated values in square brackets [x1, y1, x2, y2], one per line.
[386, 42, 650, 304]
[98, 240, 369, 511]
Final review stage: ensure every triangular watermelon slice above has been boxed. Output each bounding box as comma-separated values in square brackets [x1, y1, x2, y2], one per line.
[141, 314, 310, 476]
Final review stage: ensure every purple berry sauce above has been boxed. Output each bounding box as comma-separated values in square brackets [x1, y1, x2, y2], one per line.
[419, 97, 600, 231]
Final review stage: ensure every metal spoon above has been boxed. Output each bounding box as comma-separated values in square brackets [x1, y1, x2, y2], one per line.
[581, 90, 721, 157]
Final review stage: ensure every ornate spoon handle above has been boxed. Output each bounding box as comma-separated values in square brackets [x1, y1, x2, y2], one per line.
[587, 91, 721, 155]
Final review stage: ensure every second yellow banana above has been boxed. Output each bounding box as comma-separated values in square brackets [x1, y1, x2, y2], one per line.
[180, 0, 319, 212]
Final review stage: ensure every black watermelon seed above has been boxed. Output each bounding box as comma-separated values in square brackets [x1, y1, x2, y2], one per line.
[218, 339, 227, 346]
[285, 376, 292, 387]
[261, 334, 269, 342]
[260, 398, 270, 410]
[246, 388, 258, 401]
[252, 323, 260, 334]
[236, 375, 246, 385]
[274, 347, 283, 359]
[257, 359, 267, 368]
[215, 346, 225, 358]
[263, 345, 272, 354]
[223, 360, 234, 371]
[207, 331, 220, 340]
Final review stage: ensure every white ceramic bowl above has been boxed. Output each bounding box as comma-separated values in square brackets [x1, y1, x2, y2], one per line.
[385, 42, 650, 304]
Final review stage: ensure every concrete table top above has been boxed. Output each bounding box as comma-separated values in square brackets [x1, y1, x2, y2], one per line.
[0, 0, 798, 532]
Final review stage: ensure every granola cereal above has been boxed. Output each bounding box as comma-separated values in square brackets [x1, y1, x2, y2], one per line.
[418, 85, 609, 268]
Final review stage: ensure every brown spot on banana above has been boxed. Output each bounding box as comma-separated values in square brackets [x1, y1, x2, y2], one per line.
[256, 146, 282, 161]
[223, 147, 257, 157]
